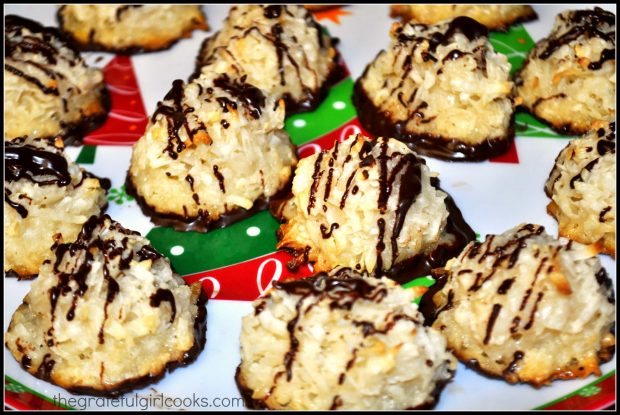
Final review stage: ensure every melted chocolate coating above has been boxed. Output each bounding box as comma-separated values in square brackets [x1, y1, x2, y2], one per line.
[381, 178, 476, 284]
[5, 269, 37, 280]
[152, 79, 188, 160]
[394, 16, 488, 55]
[5, 144, 71, 186]
[125, 171, 293, 232]
[4, 139, 110, 221]
[235, 362, 451, 410]
[263, 5, 282, 19]
[213, 74, 266, 119]
[149, 288, 177, 324]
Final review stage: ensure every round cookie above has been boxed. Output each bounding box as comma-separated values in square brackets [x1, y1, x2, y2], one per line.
[545, 122, 616, 256]
[516, 8, 615, 135]
[5, 15, 108, 145]
[195, 5, 340, 115]
[353, 16, 514, 161]
[390, 5, 537, 31]
[126, 71, 297, 232]
[421, 224, 616, 387]
[272, 134, 475, 280]
[4, 137, 109, 279]
[5, 215, 208, 396]
[237, 267, 456, 410]
[57, 5, 208, 54]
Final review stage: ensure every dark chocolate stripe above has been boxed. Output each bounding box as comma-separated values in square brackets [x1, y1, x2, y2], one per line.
[5, 143, 71, 186]
[5, 63, 59, 95]
[213, 74, 265, 119]
[213, 165, 226, 193]
[150, 289, 177, 324]
[389, 153, 423, 263]
[153, 80, 188, 160]
[339, 169, 357, 209]
[320, 223, 339, 239]
[483, 304, 502, 345]
[497, 278, 515, 294]
[523, 292, 544, 330]
[308, 152, 325, 214]
[323, 141, 340, 202]
[376, 140, 390, 213]
[569, 158, 600, 189]
[376, 218, 386, 272]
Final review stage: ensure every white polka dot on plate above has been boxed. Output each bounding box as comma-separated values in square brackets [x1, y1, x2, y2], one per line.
[293, 119, 306, 128]
[332, 101, 346, 110]
[246, 226, 261, 237]
[170, 245, 185, 256]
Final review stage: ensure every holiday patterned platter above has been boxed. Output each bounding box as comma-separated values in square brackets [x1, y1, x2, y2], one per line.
[4, 4, 616, 411]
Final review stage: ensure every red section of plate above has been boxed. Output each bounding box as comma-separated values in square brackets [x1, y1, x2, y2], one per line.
[297, 117, 370, 159]
[84, 56, 149, 146]
[543, 374, 616, 411]
[183, 251, 314, 301]
[4, 380, 63, 410]
[490, 138, 520, 164]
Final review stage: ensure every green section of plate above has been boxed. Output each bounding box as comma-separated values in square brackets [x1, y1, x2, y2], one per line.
[75, 145, 97, 164]
[402, 276, 436, 305]
[489, 24, 535, 76]
[284, 78, 357, 145]
[146, 210, 280, 276]
[107, 185, 135, 205]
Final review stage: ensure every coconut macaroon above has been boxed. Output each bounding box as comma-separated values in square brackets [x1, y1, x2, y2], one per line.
[273, 134, 475, 280]
[516, 8, 615, 135]
[57, 5, 208, 54]
[4, 137, 109, 279]
[5, 215, 208, 396]
[237, 268, 456, 410]
[4, 15, 108, 145]
[545, 122, 616, 256]
[126, 71, 297, 232]
[390, 5, 537, 31]
[195, 5, 339, 114]
[353, 16, 514, 161]
[421, 224, 616, 387]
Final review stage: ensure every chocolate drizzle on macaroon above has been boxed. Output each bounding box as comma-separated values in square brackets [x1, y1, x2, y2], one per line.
[537, 8, 615, 63]
[193, 5, 346, 115]
[353, 16, 514, 161]
[5, 14, 109, 145]
[237, 269, 451, 409]
[353, 76, 513, 162]
[15, 214, 209, 397]
[272, 135, 475, 282]
[4, 137, 109, 220]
